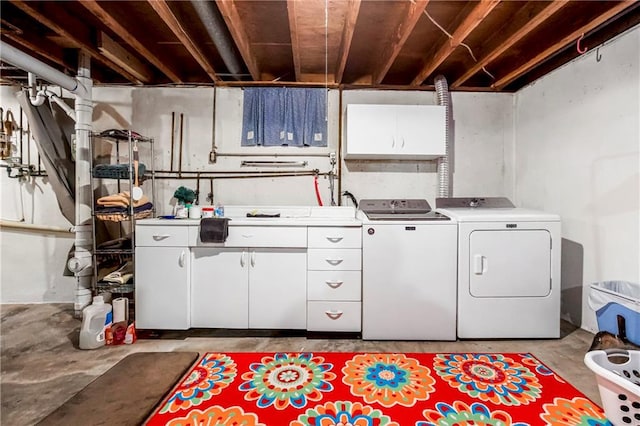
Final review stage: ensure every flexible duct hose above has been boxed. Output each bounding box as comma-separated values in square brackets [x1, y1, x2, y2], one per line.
[435, 75, 452, 198]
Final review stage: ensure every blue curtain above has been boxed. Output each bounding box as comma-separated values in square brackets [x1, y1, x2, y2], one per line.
[241, 87, 327, 147]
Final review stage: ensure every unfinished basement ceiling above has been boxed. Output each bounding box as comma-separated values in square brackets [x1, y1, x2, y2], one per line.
[1, 0, 639, 91]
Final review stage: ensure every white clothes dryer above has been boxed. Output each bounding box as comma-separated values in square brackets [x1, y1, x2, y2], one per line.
[437, 197, 561, 339]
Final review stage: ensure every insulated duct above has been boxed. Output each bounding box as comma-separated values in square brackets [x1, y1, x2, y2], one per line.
[434, 75, 453, 198]
[191, 1, 244, 80]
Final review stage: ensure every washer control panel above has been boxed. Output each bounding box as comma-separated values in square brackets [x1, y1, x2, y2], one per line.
[360, 199, 431, 214]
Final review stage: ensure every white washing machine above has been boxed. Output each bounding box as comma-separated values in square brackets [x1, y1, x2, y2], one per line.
[359, 199, 458, 340]
[437, 197, 561, 339]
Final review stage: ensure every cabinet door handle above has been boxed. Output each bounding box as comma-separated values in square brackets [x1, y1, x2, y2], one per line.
[250, 251, 256, 267]
[241, 250, 246, 267]
[473, 254, 486, 275]
[325, 259, 343, 266]
[152, 234, 170, 240]
[325, 280, 343, 289]
[326, 236, 343, 243]
[391, 137, 395, 148]
[178, 250, 185, 267]
[401, 137, 405, 148]
[325, 310, 343, 320]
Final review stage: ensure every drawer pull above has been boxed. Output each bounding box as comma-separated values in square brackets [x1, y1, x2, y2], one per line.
[326, 236, 343, 243]
[241, 234, 254, 238]
[325, 310, 343, 320]
[152, 234, 171, 240]
[325, 280, 344, 289]
[325, 259, 343, 266]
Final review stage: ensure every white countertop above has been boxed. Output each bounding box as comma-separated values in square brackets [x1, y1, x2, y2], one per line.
[137, 205, 361, 227]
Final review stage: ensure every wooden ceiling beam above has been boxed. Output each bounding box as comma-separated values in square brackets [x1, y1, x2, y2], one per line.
[452, 0, 570, 89]
[334, 0, 361, 84]
[147, 0, 219, 82]
[79, 0, 182, 83]
[286, 0, 302, 82]
[411, 0, 501, 86]
[215, 0, 261, 81]
[492, 0, 638, 90]
[373, 0, 428, 84]
[9, 0, 142, 84]
[97, 32, 154, 83]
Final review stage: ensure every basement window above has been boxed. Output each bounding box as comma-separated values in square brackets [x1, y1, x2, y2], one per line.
[241, 87, 327, 147]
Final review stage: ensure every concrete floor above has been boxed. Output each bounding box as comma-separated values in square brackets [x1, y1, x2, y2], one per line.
[1, 303, 602, 426]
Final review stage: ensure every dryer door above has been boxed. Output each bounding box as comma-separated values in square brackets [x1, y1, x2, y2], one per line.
[469, 229, 551, 297]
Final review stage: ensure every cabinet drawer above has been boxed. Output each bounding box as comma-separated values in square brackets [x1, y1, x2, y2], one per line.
[307, 271, 361, 301]
[308, 227, 361, 248]
[307, 301, 361, 332]
[136, 225, 189, 247]
[307, 249, 361, 270]
[190, 225, 307, 248]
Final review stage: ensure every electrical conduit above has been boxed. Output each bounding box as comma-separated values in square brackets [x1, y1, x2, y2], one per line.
[434, 75, 452, 198]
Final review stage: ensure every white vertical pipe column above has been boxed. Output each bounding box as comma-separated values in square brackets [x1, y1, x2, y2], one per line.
[71, 52, 94, 315]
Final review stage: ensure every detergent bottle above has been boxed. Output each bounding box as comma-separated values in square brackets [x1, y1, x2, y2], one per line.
[79, 295, 113, 350]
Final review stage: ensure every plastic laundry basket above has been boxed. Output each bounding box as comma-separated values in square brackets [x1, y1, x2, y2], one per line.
[589, 281, 640, 345]
[584, 349, 640, 425]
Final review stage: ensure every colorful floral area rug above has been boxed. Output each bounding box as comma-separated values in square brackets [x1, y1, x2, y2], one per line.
[145, 352, 609, 426]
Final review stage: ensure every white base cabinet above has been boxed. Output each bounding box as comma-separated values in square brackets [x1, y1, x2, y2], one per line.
[191, 248, 248, 328]
[191, 248, 306, 329]
[136, 218, 360, 332]
[306, 226, 362, 332]
[248, 249, 307, 329]
[135, 246, 190, 329]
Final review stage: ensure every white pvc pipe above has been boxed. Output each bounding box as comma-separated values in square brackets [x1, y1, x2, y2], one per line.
[46, 92, 76, 121]
[1, 41, 86, 97]
[70, 52, 94, 315]
[28, 73, 46, 106]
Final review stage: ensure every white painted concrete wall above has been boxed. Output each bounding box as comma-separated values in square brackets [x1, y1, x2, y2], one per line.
[0, 86, 76, 303]
[514, 27, 640, 332]
[2, 85, 513, 303]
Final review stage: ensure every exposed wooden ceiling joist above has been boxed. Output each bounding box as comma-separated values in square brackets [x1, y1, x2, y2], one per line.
[287, 0, 302, 82]
[492, 0, 638, 90]
[9, 0, 141, 84]
[411, 0, 501, 86]
[79, 0, 183, 84]
[334, 0, 361, 84]
[451, 0, 570, 89]
[373, 0, 429, 85]
[97, 32, 153, 84]
[147, 0, 219, 83]
[215, 0, 261, 81]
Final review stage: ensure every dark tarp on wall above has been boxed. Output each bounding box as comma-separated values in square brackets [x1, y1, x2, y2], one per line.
[17, 91, 76, 224]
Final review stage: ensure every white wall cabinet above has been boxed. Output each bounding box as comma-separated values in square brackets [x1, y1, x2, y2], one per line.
[345, 104, 445, 160]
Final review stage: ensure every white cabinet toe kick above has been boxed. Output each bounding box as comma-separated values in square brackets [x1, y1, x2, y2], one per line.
[135, 215, 362, 332]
